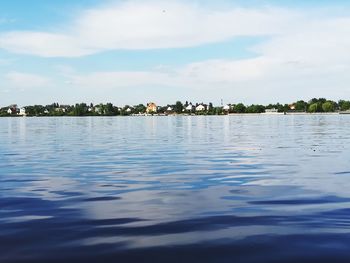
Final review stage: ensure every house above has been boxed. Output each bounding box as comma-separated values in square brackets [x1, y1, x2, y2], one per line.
[223, 104, 231, 111]
[19, 108, 26, 116]
[55, 105, 69, 113]
[146, 102, 157, 113]
[166, 106, 173, 112]
[185, 104, 194, 111]
[7, 104, 18, 114]
[126, 108, 132, 113]
[94, 106, 103, 114]
[196, 104, 206, 111]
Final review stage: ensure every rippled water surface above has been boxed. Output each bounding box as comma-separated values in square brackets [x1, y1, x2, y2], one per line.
[1, 115, 350, 262]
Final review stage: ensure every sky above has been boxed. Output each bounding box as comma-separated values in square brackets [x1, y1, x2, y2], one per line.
[0, 0, 350, 106]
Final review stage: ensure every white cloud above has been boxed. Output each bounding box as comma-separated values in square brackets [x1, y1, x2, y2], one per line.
[0, 1, 298, 57]
[1, 1, 350, 104]
[0, 32, 95, 57]
[6, 71, 51, 88]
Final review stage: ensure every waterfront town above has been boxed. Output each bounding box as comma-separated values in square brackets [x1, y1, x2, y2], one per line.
[1, 98, 350, 117]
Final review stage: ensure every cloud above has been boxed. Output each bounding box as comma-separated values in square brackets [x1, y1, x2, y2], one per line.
[6, 71, 51, 88]
[1, 1, 350, 104]
[0, 1, 297, 57]
[0, 32, 95, 57]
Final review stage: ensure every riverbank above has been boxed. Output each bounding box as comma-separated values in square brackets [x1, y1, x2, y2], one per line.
[2, 112, 349, 117]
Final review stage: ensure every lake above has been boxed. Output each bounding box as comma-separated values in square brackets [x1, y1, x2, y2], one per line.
[1, 115, 350, 262]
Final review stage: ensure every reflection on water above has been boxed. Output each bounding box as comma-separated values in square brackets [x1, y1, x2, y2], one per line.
[1, 115, 350, 262]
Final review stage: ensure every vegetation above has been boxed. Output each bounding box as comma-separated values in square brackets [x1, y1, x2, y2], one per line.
[1, 98, 350, 117]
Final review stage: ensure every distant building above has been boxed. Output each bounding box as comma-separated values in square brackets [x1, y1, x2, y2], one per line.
[126, 108, 132, 113]
[146, 102, 157, 113]
[94, 106, 103, 114]
[166, 106, 173, 112]
[7, 104, 18, 114]
[185, 104, 194, 111]
[196, 104, 206, 111]
[19, 108, 26, 116]
[223, 104, 231, 111]
[289, 104, 296, 110]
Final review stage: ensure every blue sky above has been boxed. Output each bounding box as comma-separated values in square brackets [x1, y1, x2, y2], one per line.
[1, 0, 350, 106]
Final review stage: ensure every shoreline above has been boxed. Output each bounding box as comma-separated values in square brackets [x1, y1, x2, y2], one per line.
[1, 112, 349, 118]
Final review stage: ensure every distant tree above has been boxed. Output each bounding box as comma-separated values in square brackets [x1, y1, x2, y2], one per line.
[339, 100, 350, 111]
[322, 101, 335, 112]
[214, 107, 223, 115]
[246, 104, 265, 113]
[308, 103, 318, 113]
[73, 103, 88, 116]
[174, 101, 183, 114]
[294, 100, 307, 111]
[133, 104, 146, 114]
[234, 103, 246, 113]
[105, 103, 115, 115]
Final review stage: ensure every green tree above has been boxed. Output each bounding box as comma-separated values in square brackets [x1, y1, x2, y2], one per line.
[322, 101, 335, 112]
[308, 103, 318, 113]
[73, 103, 88, 116]
[134, 104, 146, 114]
[174, 101, 183, 114]
[294, 100, 307, 111]
[246, 104, 265, 113]
[105, 103, 115, 115]
[234, 103, 246, 113]
[339, 100, 350, 111]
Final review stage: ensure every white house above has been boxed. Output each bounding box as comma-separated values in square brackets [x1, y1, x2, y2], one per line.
[223, 104, 231, 111]
[167, 106, 173, 111]
[196, 104, 206, 111]
[185, 104, 194, 111]
[19, 108, 26, 116]
[126, 108, 132, 113]
[7, 104, 18, 114]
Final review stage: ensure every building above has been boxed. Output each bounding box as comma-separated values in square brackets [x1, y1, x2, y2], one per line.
[19, 108, 26, 116]
[185, 104, 194, 111]
[223, 104, 231, 111]
[196, 104, 206, 111]
[7, 104, 18, 114]
[146, 102, 157, 113]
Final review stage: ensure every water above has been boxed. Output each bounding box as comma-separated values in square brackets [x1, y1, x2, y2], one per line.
[1, 115, 350, 262]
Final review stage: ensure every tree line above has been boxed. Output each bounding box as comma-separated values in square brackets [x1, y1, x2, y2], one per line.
[1, 98, 350, 117]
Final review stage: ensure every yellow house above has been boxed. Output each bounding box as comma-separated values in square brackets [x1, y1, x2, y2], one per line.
[146, 102, 157, 113]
